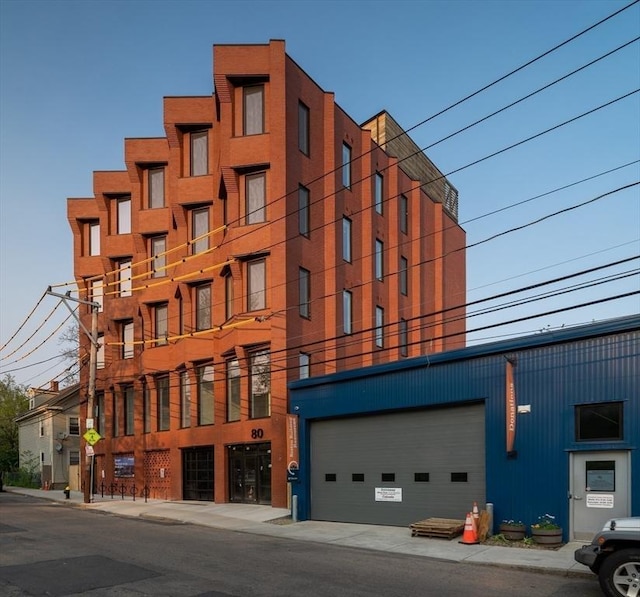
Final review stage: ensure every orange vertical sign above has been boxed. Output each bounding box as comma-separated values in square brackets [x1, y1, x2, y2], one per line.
[286, 414, 299, 468]
[506, 358, 517, 455]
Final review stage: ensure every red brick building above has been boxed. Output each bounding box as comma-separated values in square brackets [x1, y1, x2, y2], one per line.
[67, 40, 466, 509]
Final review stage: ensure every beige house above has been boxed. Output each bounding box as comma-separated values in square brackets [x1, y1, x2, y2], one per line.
[17, 382, 81, 490]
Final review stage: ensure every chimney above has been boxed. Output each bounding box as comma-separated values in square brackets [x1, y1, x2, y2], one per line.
[50, 380, 59, 393]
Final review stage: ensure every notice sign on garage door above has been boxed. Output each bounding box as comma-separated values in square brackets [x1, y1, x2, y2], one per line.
[375, 487, 402, 502]
[586, 494, 614, 508]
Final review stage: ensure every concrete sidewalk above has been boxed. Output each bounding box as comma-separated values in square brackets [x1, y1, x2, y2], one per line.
[3, 486, 592, 578]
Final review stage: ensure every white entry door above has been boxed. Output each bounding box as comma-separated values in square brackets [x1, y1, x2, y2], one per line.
[570, 451, 630, 541]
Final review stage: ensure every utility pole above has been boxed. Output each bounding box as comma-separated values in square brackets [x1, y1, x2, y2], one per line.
[46, 288, 100, 504]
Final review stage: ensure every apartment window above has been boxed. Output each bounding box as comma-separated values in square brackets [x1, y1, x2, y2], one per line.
[374, 172, 383, 214]
[180, 370, 191, 428]
[89, 222, 100, 256]
[299, 352, 310, 379]
[118, 259, 132, 297]
[89, 279, 104, 312]
[226, 358, 241, 422]
[343, 290, 352, 335]
[150, 236, 166, 278]
[400, 194, 408, 234]
[250, 350, 270, 419]
[197, 363, 214, 426]
[342, 217, 352, 263]
[68, 417, 80, 436]
[298, 185, 310, 237]
[299, 267, 310, 319]
[298, 101, 310, 155]
[124, 385, 134, 436]
[342, 143, 351, 188]
[143, 384, 151, 433]
[39, 419, 44, 437]
[195, 284, 211, 331]
[148, 167, 164, 208]
[400, 318, 408, 357]
[96, 392, 105, 435]
[247, 259, 266, 311]
[190, 130, 208, 176]
[69, 451, 80, 466]
[117, 197, 131, 234]
[122, 320, 134, 359]
[245, 172, 266, 224]
[97, 334, 105, 369]
[154, 303, 168, 346]
[225, 273, 234, 321]
[156, 375, 170, 431]
[400, 256, 408, 295]
[375, 306, 384, 348]
[375, 239, 384, 281]
[243, 85, 264, 135]
[112, 392, 119, 437]
[576, 402, 623, 441]
[192, 207, 210, 255]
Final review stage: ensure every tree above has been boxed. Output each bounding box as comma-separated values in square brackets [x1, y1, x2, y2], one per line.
[0, 375, 29, 472]
[57, 322, 80, 386]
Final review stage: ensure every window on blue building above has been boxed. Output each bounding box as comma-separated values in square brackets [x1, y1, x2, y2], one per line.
[575, 402, 623, 441]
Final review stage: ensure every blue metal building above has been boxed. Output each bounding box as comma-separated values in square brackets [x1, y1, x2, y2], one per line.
[288, 315, 640, 541]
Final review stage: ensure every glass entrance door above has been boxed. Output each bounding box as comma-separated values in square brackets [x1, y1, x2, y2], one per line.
[228, 443, 271, 504]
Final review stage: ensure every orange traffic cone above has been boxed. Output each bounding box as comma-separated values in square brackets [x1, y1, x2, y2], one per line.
[459, 512, 479, 545]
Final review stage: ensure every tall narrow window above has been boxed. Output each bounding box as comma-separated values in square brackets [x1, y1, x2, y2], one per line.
[148, 167, 165, 209]
[247, 259, 266, 311]
[225, 273, 234, 320]
[298, 185, 310, 237]
[156, 375, 170, 431]
[192, 207, 210, 255]
[197, 364, 214, 426]
[122, 321, 134, 359]
[89, 279, 104, 312]
[299, 267, 310, 319]
[97, 334, 105, 369]
[243, 85, 264, 135]
[154, 303, 168, 346]
[343, 290, 352, 335]
[375, 240, 384, 281]
[89, 222, 100, 256]
[180, 370, 191, 428]
[118, 260, 132, 297]
[117, 197, 131, 234]
[124, 385, 134, 436]
[96, 392, 105, 435]
[250, 350, 270, 419]
[400, 256, 408, 296]
[299, 352, 310, 379]
[246, 172, 266, 224]
[112, 392, 119, 437]
[400, 318, 408, 357]
[150, 236, 166, 278]
[298, 101, 310, 155]
[342, 217, 352, 263]
[68, 417, 80, 436]
[342, 143, 351, 188]
[400, 194, 408, 234]
[375, 306, 384, 348]
[226, 358, 241, 422]
[375, 172, 383, 214]
[190, 130, 208, 176]
[143, 384, 151, 433]
[195, 284, 211, 331]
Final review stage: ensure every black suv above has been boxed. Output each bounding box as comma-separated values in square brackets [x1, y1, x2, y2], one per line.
[574, 517, 640, 597]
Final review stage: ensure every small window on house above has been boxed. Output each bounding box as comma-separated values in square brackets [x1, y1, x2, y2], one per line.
[325, 473, 337, 482]
[247, 259, 266, 311]
[150, 236, 166, 278]
[374, 172, 383, 214]
[122, 321, 134, 359]
[69, 417, 80, 436]
[352, 473, 364, 482]
[575, 402, 623, 441]
[451, 472, 468, 482]
[298, 101, 310, 155]
[69, 451, 80, 466]
[117, 197, 131, 234]
[298, 185, 310, 237]
[414, 473, 430, 482]
[342, 217, 352, 263]
[375, 239, 384, 281]
[195, 284, 211, 331]
[400, 256, 408, 295]
[299, 352, 310, 379]
[343, 290, 352, 335]
[191, 130, 208, 176]
[299, 267, 310, 319]
[148, 167, 165, 209]
[244, 85, 264, 135]
[381, 473, 395, 483]
[400, 319, 408, 357]
[375, 306, 384, 348]
[89, 222, 100, 256]
[245, 172, 266, 225]
[39, 419, 44, 437]
[342, 143, 351, 188]
[400, 194, 408, 234]
[154, 303, 168, 346]
[118, 260, 132, 297]
[191, 207, 210, 255]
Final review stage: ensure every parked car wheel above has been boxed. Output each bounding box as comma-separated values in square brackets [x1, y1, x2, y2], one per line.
[598, 548, 640, 597]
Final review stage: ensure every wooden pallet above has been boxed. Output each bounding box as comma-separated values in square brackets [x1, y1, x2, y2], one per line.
[409, 517, 465, 539]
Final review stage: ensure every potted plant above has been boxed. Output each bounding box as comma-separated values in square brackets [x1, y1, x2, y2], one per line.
[530, 514, 563, 546]
[498, 519, 526, 541]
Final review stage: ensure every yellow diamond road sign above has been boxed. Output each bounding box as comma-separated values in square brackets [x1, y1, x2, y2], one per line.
[83, 429, 101, 446]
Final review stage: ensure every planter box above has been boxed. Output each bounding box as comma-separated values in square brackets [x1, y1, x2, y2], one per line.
[531, 528, 563, 545]
[499, 524, 526, 541]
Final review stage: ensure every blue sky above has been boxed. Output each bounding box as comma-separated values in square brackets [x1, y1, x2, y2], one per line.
[1, 0, 638, 389]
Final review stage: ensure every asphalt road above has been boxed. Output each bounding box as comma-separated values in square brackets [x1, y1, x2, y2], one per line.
[0, 492, 602, 597]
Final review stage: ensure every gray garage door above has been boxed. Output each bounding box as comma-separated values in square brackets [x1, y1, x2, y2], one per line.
[310, 403, 485, 526]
